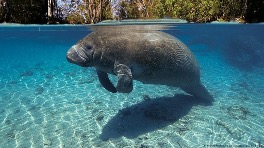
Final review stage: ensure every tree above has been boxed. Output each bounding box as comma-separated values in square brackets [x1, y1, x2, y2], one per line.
[86, 0, 113, 23]
[0, 0, 47, 23]
[60, 0, 89, 24]
[219, 0, 247, 21]
[0, 0, 4, 22]
[119, 0, 140, 19]
[59, 0, 113, 24]
[118, 0, 164, 19]
[138, 0, 164, 18]
[0, 0, 64, 24]
[101, 0, 113, 20]
[0, 0, 263, 24]
[116, 0, 253, 23]
[47, 0, 58, 23]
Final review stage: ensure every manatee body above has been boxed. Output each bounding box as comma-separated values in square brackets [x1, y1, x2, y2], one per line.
[66, 27, 213, 102]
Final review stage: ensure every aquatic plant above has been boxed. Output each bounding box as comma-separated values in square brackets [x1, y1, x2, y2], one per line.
[6, 131, 15, 141]
[142, 94, 151, 101]
[43, 139, 52, 146]
[63, 71, 77, 77]
[5, 119, 12, 125]
[96, 115, 104, 121]
[72, 98, 82, 104]
[177, 125, 189, 135]
[13, 109, 20, 114]
[45, 74, 54, 80]
[78, 78, 94, 85]
[27, 104, 41, 111]
[35, 86, 45, 95]
[19, 97, 32, 105]
[227, 105, 249, 120]
[215, 119, 244, 140]
[20, 70, 33, 77]
[34, 62, 45, 71]
[7, 80, 18, 85]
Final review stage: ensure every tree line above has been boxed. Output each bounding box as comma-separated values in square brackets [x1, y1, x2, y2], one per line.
[0, 0, 263, 24]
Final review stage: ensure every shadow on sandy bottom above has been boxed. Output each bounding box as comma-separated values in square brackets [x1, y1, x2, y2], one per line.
[100, 94, 211, 140]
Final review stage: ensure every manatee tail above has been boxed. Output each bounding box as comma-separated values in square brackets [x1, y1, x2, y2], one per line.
[181, 83, 214, 102]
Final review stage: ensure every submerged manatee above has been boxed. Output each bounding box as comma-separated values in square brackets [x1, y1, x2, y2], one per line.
[66, 26, 213, 102]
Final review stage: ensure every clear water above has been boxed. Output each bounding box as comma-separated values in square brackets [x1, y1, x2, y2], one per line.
[0, 23, 263, 147]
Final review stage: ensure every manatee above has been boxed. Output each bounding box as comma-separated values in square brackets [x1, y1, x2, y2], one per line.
[66, 26, 214, 102]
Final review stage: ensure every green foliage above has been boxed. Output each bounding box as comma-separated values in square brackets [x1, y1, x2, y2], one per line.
[64, 5, 89, 24]
[59, 0, 113, 24]
[117, 0, 252, 23]
[101, 1, 112, 20]
[145, 0, 164, 18]
[119, 0, 140, 19]
[183, 0, 221, 22]
[219, 0, 247, 21]
[0, 0, 263, 24]
[84, 0, 113, 23]
[66, 12, 87, 24]
[119, 0, 164, 19]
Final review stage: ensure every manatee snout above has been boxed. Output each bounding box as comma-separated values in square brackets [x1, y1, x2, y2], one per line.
[66, 45, 94, 67]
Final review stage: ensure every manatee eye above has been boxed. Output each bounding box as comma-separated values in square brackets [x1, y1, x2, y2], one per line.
[86, 45, 93, 50]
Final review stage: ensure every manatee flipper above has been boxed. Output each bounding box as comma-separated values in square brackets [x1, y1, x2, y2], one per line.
[114, 62, 133, 93]
[96, 69, 117, 93]
[181, 83, 214, 102]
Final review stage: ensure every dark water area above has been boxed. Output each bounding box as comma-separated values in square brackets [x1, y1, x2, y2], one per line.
[0, 23, 263, 147]
[164, 24, 264, 71]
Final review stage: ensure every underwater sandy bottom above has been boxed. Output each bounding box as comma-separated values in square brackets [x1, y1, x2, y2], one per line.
[0, 50, 264, 148]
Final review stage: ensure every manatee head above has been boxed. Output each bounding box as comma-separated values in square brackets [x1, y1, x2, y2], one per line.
[66, 39, 95, 67]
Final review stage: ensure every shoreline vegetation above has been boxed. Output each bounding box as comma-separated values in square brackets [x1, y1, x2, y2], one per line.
[0, 19, 263, 27]
[0, 0, 263, 24]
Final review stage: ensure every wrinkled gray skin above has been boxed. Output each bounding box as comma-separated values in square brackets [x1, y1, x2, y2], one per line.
[66, 28, 214, 102]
